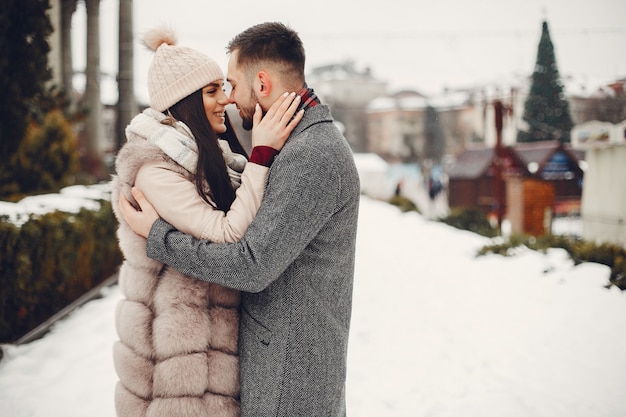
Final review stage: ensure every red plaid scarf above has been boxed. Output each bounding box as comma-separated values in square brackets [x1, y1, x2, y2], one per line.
[297, 84, 320, 111]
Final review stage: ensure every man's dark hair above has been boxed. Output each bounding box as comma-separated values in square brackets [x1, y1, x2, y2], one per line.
[227, 22, 305, 84]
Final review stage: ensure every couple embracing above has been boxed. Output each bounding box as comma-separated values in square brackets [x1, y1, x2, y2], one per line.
[112, 21, 360, 417]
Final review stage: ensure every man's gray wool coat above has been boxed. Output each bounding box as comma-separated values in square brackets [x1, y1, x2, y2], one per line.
[146, 104, 360, 417]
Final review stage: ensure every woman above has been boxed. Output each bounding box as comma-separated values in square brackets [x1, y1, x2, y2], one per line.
[110, 26, 302, 417]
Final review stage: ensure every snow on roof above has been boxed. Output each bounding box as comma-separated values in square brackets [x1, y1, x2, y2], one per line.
[398, 96, 429, 109]
[561, 74, 622, 98]
[448, 147, 495, 179]
[367, 96, 398, 111]
[427, 91, 472, 110]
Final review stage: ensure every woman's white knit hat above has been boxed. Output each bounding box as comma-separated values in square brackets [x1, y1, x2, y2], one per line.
[142, 25, 224, 111]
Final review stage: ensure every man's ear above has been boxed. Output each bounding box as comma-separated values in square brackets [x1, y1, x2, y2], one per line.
[256, 71, 272, 98]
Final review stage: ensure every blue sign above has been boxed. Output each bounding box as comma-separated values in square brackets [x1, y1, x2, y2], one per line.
[541, 151, 575, 180]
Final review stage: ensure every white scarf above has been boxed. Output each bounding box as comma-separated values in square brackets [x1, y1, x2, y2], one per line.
[125, 108, 246, 188]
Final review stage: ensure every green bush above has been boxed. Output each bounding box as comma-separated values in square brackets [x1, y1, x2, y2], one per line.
[1, 109, 79, 200]
[0, 200, 122, 343]
[479, 234, 626, 290]
[439, 207, 499, 238]
[388, 195, 420, 213]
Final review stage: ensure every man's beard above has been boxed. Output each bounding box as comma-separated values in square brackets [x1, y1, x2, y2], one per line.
[240, 89, 261, 131]
[241, 111, 254, 131]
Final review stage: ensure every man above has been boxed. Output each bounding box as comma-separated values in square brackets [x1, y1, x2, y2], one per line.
[120, 22, 360, 416]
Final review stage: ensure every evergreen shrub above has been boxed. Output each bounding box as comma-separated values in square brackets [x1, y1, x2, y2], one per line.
[388, 195, 420, 213]
[478, 234, 626, 290]
[1, 110, 79, 200]
[0, 200, 122, 343]
[439, 207, 499, 238]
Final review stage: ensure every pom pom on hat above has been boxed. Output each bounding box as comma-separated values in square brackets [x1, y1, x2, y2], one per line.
[143, 25, 223, 111]
[142, 25, 178, 52]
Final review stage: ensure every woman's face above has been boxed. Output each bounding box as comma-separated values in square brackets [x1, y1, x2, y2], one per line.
[202, 80, 229, 134]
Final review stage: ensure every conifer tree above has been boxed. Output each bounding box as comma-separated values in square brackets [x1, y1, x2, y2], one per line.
[0, 0, 53, 159]
[518, 20, 573, 143]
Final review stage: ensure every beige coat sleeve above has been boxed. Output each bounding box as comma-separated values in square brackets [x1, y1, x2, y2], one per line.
[135, 162, 269, 243]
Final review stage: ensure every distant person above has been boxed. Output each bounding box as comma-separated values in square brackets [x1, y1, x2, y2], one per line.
[111, 25, 301, 417]
[428, 168, 443, 201]
[395, 178, 404, 196]
[120, 22, 360, 416]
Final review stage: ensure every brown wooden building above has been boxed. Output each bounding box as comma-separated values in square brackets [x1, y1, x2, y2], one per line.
[513, 141, 585, 216]
[447, 146, 527, 216]
[448, 141, 585, 235]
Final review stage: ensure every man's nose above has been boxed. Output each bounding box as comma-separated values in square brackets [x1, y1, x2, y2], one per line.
[217, 89, 229, 104]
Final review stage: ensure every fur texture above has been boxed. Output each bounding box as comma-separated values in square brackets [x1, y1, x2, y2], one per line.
[111, 117, 241, 417]
[141, 25, 177, 52]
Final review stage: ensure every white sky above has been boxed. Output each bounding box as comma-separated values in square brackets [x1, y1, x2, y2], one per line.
[72, 0, 626, 100]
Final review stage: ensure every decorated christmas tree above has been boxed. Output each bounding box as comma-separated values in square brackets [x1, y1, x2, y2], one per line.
[518, 21, 574, 143]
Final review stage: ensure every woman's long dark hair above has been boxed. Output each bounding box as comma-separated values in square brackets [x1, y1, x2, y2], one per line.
[168, 89, 248, 212]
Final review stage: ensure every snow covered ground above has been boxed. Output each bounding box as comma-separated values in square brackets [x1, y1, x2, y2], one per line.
[1, 196, 625, 417]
